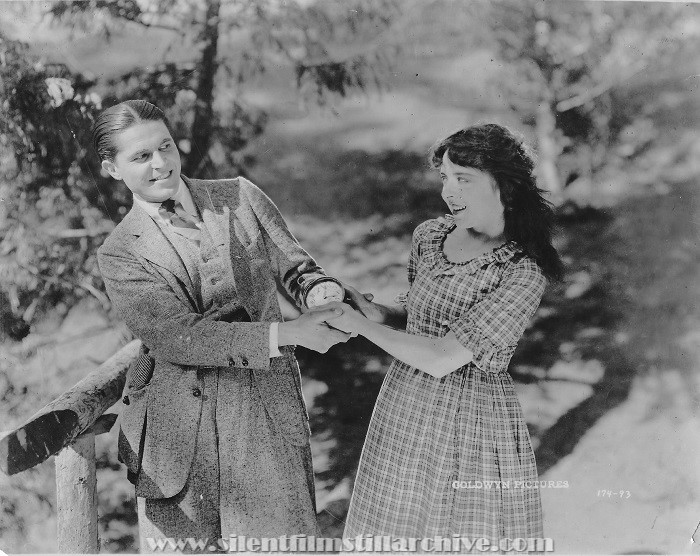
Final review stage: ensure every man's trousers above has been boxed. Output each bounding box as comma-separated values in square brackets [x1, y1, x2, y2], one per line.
[137, 366, 319, 553]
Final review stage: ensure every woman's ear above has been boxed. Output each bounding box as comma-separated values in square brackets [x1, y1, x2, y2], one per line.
[101, 159, 121, 180]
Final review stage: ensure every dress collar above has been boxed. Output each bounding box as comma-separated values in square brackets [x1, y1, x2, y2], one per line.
[425, 215, 522, 276]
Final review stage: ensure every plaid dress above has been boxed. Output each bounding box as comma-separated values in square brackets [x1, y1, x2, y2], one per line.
[343, 216, 546, 546]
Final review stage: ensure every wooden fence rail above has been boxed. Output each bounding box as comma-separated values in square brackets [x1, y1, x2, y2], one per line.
[0, 339, 141, 553]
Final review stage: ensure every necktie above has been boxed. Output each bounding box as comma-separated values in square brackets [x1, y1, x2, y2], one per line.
[159, 199, 201, 242]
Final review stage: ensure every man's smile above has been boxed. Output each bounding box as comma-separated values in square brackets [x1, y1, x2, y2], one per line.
[150, 170, 173, 182]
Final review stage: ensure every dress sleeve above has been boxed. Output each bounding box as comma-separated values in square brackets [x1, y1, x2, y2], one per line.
[449, 256, 546, 374]
[394, 222, 423, 308]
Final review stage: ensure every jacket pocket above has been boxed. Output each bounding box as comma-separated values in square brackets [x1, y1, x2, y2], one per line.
[126, 347, 155, 392]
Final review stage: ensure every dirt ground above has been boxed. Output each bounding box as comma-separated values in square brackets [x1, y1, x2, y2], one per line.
[537, 180, 700, 554]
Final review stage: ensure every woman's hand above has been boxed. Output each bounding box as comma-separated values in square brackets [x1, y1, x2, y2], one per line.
[342, 282, 385, 323]
[313, 301, 367, 335]
[342, 282, 408, 329]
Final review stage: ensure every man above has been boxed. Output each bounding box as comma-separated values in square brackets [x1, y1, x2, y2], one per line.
[94, 100, 351, 550]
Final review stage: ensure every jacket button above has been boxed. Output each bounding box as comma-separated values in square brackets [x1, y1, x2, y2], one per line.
[210, 277, 219, 285]
[192, 388, 202, 397]
[241, 357, 249, 367]
[227, 357, 235, 366]
[122, 395, 130, 405]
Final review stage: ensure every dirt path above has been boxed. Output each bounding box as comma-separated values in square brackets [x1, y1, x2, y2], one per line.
[539, 181, 700, 553]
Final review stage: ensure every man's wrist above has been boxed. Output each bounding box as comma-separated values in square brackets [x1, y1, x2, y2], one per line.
[277, 321, 298, 348]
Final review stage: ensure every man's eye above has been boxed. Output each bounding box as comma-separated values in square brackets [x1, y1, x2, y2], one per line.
[133, 153, 148, 162]
[160, 143, 171, 151]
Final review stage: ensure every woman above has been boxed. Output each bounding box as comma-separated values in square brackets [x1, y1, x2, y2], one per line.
[330, 123, 562, 545]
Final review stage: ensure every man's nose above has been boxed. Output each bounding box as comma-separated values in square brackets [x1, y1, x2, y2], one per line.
[151, 151, 165, 168]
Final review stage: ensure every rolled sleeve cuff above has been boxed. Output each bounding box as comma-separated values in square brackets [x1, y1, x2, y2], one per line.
[295, 271, 328, 306]
[269, 322, 282, 358]
[394, 291, 409, 309]
[449, 318, 515, 374]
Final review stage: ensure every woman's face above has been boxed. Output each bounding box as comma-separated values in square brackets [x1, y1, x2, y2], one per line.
[439, 151, 505, 237]
[101, 120, 181, 203]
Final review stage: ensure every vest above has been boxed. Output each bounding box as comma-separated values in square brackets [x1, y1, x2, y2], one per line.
[158, 220, 251, 322]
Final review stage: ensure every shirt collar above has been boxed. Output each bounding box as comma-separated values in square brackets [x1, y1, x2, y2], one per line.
[131, 176, 199, 221]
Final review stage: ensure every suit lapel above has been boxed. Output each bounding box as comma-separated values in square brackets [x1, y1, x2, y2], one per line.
[186, 176, 260, 321]
[188, 177, 226, 245]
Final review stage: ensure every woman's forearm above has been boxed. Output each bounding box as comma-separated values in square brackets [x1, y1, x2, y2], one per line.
[355, 318, 472, 378]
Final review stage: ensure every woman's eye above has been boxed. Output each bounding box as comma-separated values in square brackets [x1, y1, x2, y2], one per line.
[133, 153, 148, 162]
[160, 143, 171, 151]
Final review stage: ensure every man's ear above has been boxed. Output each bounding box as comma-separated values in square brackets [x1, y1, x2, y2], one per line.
[101, 159, 121, 180]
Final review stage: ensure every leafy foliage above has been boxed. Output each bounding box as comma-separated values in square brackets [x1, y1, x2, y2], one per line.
[0, 35, 110, 339]
[0, 0, 399, 336]
[483, 0, 700, 190]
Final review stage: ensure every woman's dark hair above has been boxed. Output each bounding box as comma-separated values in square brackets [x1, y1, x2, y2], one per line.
[430, 123, 563, 281]
[91, 100, 171, 162]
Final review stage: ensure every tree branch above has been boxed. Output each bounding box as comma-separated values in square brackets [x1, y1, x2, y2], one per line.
[556, 62, 648, 113]
[17, 263, 110, 310]
[54, 228, 112, 239]
[121, 17, 184, 35]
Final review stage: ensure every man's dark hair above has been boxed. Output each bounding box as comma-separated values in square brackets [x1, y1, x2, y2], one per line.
[91, 100, 171, 162]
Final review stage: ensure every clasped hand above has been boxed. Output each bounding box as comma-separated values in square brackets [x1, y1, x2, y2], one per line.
[279, 283, 374, 353]
[307, 301, 366, 335]
[315, 281, 378, 334]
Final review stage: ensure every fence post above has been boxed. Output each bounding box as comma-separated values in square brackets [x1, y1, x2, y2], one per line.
[55, 431, 98, 553]
[0, 340, 140, 552]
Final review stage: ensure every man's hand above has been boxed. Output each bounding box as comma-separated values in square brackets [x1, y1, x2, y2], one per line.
[317, 301, 367, 335]
[278, 307, 353, 353]
[342, 282, 385, 323]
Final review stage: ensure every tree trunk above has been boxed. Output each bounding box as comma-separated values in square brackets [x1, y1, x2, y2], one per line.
[536, 96, 563, 201]
[183, 0, 221, 177]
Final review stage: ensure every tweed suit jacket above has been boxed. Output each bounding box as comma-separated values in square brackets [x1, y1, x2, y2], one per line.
[97, 175, 324, 499]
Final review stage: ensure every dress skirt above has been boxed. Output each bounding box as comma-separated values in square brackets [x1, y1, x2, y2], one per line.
[343, 359, 543, 541]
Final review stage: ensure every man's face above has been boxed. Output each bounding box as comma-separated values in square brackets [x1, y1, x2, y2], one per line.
[101, 120, 181, 203]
